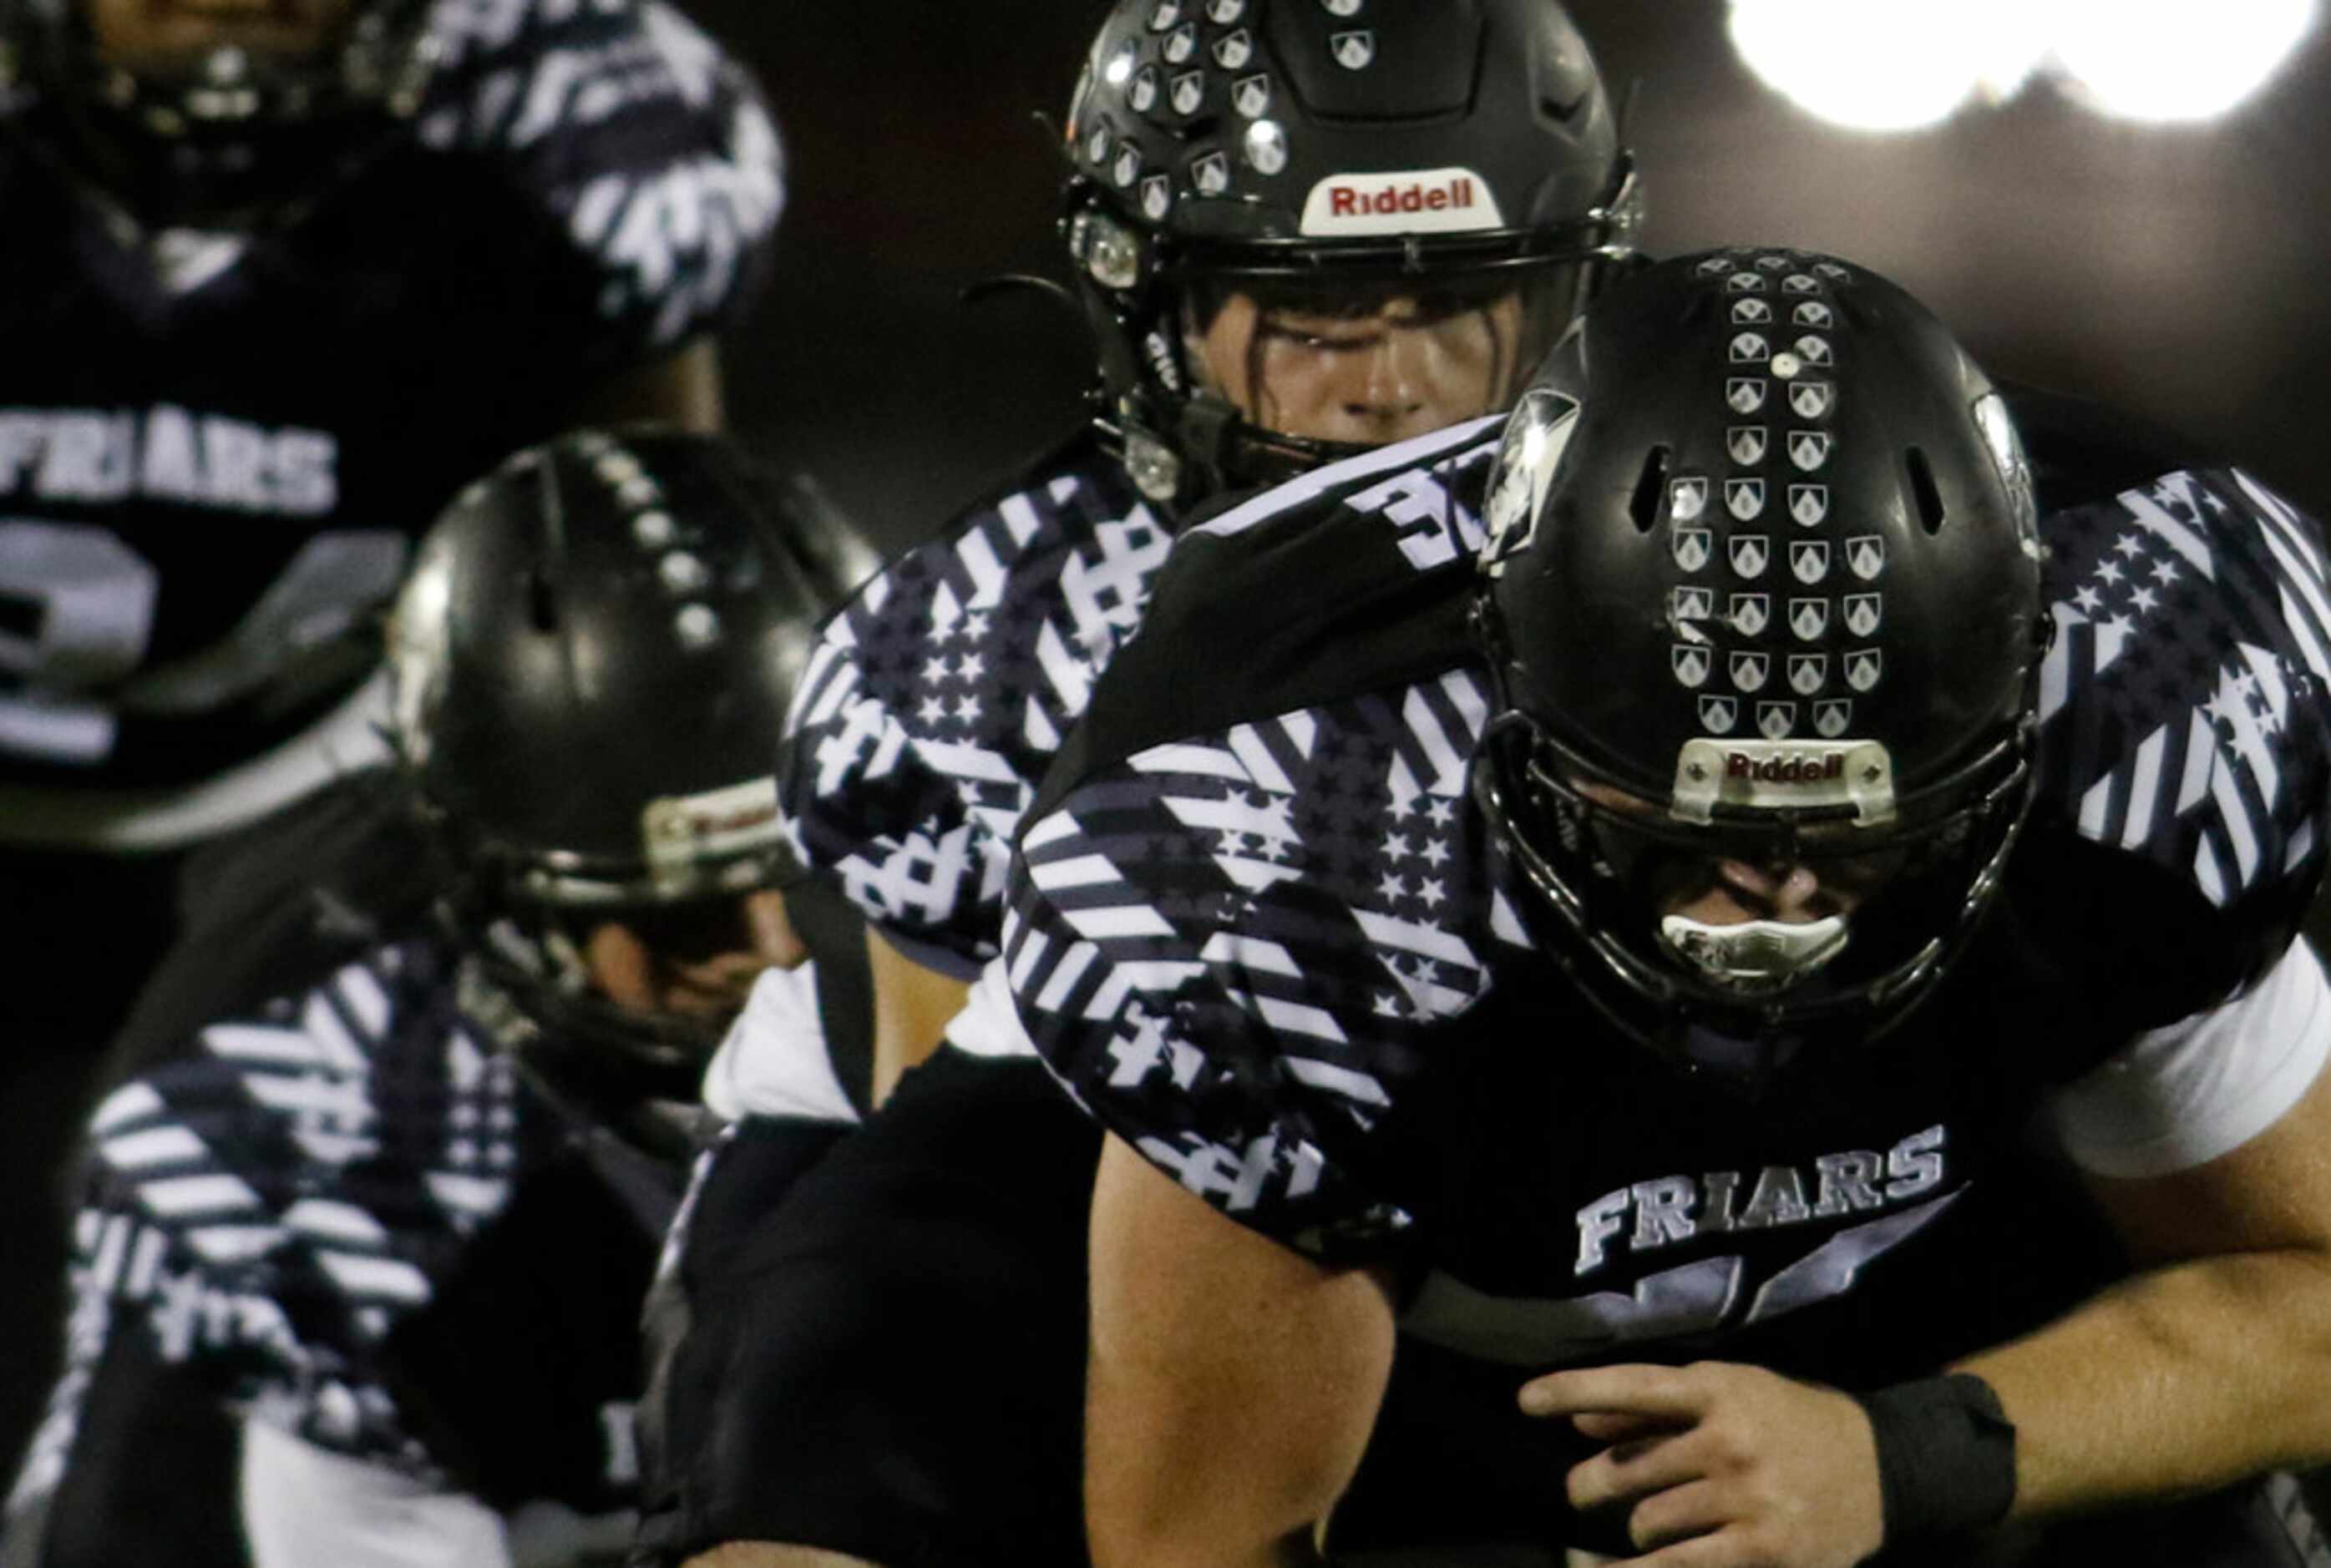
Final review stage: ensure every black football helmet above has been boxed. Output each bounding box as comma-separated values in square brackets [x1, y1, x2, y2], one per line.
[1061, 0, 1643, 509]
[388, 427, 874, 1114]
[1473, 250, 2047, 1081]
[0, 0, 439, 226]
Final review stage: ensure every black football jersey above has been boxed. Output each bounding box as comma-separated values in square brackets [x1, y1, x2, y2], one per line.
[1009, 416, 2331, 1390]
[0, 0, 779, 812]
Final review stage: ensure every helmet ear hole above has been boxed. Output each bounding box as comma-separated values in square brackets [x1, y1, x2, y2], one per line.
[1907, 448, 1948, 537]
[1629, 444, 1671, 534]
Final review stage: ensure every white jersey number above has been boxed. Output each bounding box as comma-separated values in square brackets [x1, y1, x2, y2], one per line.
[0, 519, 160, 764]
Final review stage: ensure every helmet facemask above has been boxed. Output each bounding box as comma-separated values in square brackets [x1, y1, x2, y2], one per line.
[468, 887, 801, 1065]
[0, 0, 440, 229]
[439, 803, 809, 1161]
[1476, 706, 2037, 1085]
[1068, 176, 1640, 508]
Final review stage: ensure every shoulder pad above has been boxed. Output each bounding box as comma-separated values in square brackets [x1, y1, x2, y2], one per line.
[2034, 468, 2331, 1001]
[1029, 417, 1503, 830]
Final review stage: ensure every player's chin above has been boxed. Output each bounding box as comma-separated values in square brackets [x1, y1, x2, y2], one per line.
[1269, 412, 1441, 453]
[1357, 403, 1501, 448]
[138, 10, 337, 56]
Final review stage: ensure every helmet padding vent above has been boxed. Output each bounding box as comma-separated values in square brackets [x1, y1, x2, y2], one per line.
[1629, 444, 1670, 534]
[1541, 91, 1589, 124]
[1907, 447, 1948, 537]
[527, 569, 561, 635]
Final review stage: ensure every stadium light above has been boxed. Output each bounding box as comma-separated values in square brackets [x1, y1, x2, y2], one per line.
[1727, 0, 2047, 132]
[1727, 0, 2318, 130]
[2050, 0, 2318, 121]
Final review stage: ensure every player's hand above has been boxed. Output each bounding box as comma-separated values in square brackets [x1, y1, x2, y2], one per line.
[1518, 1360, 1884, 1567]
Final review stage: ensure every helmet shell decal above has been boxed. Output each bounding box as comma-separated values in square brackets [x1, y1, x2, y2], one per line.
[1299, 166, 1505, 236]
[1669, 738, 1897, 824]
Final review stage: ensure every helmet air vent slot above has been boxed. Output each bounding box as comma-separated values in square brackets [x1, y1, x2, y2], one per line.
[1629, 444, 1671, 534]
[1540, 90, 1589, 125]
[1907, 447, 1947, 537]
[527, 570, 561, 635]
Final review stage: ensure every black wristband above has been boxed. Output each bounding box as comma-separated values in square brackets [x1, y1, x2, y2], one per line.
[1854, 1373, 2019, 1544]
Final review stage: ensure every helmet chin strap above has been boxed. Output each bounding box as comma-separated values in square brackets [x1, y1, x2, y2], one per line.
[1658, 913, 1849, 995]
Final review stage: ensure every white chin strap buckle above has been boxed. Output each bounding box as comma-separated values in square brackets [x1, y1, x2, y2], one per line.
[1659, 913, 1848, 994]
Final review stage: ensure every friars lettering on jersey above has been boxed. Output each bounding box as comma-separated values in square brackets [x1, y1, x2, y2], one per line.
[0, 405, 337, 517]
[1396, 1126, 1966, 1369]
[1573, 1125, 1948, 1276]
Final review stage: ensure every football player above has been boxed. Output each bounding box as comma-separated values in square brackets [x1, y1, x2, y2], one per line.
[3, 430, 874, 1566]
[0, 0, 781, 1466]
[633, 3, 1641, 1565]
[1011, 251, 2331, 1564]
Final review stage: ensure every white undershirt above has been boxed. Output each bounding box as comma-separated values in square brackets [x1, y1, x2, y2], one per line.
[241, 1420, 636, 1568]
[2050, 940, 2330, 1179]
[697, 961, 859, 1124]
[241, 1419, 508, 1568]
[941, 957, 1041, 1060]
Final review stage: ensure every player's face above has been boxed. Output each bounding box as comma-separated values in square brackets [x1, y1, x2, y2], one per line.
[1661, 855, 1872, 927]
[580, 888, 807, 1022]
[1187, 281, 1531, 448]
[86, 0, 358, 70]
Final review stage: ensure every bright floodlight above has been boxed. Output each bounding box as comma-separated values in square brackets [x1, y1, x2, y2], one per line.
[1729, 0, 2047, 131]
[2050, 0, 2318, 121]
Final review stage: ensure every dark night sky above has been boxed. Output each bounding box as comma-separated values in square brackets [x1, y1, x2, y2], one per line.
[681, 1, 2331, 553]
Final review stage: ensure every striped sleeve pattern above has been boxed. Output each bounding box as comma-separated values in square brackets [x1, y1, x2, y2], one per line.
[1006, 671, 1530, 1258]
[2035, 468, 2331, 989]
[418, 0, 785, 360]
[8, 943, 546, 1515]
[775, 452, 1165, 965]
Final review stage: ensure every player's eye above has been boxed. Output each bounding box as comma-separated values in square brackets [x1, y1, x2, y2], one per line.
[1258, 317, 1383, 352]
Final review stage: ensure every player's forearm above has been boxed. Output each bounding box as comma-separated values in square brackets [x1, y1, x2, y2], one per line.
[1954, 1243, 2331, 1517]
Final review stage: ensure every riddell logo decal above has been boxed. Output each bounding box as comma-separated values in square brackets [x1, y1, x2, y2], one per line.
[1300, 167, 1505, 236]
[1725, 752, 1845, 784]
[1330, 178, 1477, 216]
